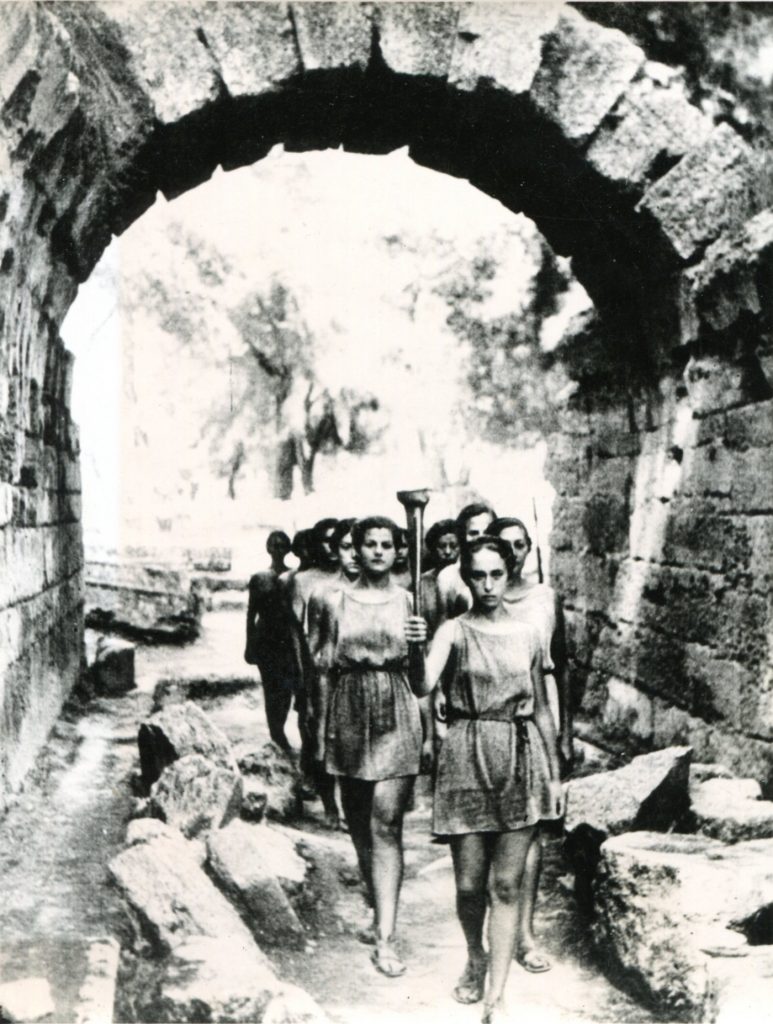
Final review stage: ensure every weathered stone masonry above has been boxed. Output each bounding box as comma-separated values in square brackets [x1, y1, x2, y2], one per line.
[0, 1, 770, 808]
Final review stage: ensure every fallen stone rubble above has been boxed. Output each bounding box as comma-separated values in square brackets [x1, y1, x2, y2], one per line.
[565, 745, 773, 1022]
[109, 696, 348, 1022]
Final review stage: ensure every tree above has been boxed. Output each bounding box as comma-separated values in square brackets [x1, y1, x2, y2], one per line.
[208, 278, 383, 499]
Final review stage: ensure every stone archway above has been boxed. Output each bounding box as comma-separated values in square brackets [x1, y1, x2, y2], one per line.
[1, 1, 771, 807]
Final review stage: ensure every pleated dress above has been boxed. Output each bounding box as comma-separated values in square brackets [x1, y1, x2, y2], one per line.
[311, 586, 422, 781]
[433, 616, 558, 836]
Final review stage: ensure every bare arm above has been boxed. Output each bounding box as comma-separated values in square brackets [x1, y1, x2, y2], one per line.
[404, 618, 456, 697]
[531, 646, 560, 783]
[244, 577, 260, 664]
[551, 594, 573, 770]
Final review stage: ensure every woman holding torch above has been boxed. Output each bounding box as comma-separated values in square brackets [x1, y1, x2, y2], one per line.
[306, 515, 422, 978]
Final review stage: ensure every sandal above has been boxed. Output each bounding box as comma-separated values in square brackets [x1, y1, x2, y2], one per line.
[371, 938, 406, 978]
[453, 954, 488, 1004]
[515, 946, 551, 973]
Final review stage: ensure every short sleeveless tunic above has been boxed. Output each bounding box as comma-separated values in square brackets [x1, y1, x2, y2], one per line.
[433, 617, 557, 836]
[313, 587, 422, 781]
[503, 583, 559, 725]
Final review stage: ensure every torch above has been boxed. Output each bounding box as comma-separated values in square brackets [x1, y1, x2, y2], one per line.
[397, 488, 430, 680]
[397, 488, 431, 614]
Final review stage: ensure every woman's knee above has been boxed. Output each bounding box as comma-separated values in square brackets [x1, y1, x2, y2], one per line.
[456, 875, 486, 901]
[488, 874, 519, 905]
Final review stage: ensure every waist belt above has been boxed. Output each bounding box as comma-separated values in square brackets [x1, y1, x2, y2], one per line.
[446, 711, 534, 725]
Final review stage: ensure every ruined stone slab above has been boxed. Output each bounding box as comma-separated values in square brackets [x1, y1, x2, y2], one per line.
[149, 937, 281, 1024]
[95, 1, 220, 124]
[638, 123, 765, 261]
[91, 634, 135, 695]
[566, 745, 692, 837]
[587, 74, 711, 187]
[125, 817, 207, 867]
[207, 820, 307, 946]
[594, 831, 773, 1021]
[692, 778, 773, 843]
[0, 977, 55, 1023]
[109, 831, 259, 955]
[199, 2, 299, 96]
[138, 701, 235, 789]
[238, 743, 302, 821]
[375, 3, 458, 78]
[291, 2, 371, 72]
[448, 2, 560, 96]
[530, 6, 643, 141]
[149, 753, 242, 838]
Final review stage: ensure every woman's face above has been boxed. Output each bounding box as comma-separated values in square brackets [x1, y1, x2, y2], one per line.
[358, 527, 396, 577]
[498, 525, 529, 579]
[434, 531, 459, 567]
[464, 511, 494, 544]
[394, 534, 409, 571]
[467, 547, 508, 610]
[337, 532, 359, 580]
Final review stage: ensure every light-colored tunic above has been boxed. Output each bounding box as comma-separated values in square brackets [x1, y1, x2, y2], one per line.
[309, 586, 422, 781]
[503, 583, 559, 725]
[433, 616, 557, 836]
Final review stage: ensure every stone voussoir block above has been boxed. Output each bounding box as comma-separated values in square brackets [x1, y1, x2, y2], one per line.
[291, 2, 371, 72]
[374, 3, 459, 79]
[637, 122, 765, 262]
[680, 209, 773, 344]
[199, 2, 299, 96]
[94, 1, 221, 125]
[587, 70, 712, 189]
[447, 2, 560, 97]
[530, 6, 643, 142]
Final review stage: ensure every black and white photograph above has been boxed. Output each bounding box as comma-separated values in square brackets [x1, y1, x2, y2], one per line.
[1, 2, 772, 1022]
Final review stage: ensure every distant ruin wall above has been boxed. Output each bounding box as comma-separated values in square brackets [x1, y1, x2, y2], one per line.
[0, 1, 770, 808]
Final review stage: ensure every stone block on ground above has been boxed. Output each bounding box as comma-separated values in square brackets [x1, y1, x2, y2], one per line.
[138, 702, 236, 789]
[90, 635, 136, 695]
[564, 746, 692, 904]
[262, 983, 331, 1023]
[0, 978, 55, 1022]
[74, 938, 120, 1024]
[125, 818, 206, 866]
[108, 831, 259, 956]
[207, 820, 307, 947]
[691, 778, 773, 843]
[148, 754, 242, 839]
[147, 936, 280, 1024]
[238, 744, 302, 821]
[594, 831, 773, 1022]
[151, 675, 256, 712]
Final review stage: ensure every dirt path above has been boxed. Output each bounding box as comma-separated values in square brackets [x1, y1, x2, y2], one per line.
[0, 609, 655, 1023]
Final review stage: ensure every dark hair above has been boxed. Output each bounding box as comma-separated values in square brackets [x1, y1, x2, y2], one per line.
[425, 519, 457, 552]
[351, 516, 402, 552]
[455, 502, 496, 541]
[313, 518, 339, 542]
[331, 517, 357, 550]
[459, 536, 515, 586]
[266, 529, 291, 552]
[486, 517, 532, 551]
[291, 529, 313, 557]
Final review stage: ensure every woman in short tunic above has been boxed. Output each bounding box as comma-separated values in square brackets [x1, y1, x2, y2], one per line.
[406, 536, 563, 1024]
[307, 516, 422, 979]
[487, 517, 572, 973]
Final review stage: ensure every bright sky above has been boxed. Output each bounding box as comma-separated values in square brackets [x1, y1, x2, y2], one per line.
[62, 146, 576, 557]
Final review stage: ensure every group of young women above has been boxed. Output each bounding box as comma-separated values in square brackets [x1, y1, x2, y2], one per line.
[247, 505, 571, 1024]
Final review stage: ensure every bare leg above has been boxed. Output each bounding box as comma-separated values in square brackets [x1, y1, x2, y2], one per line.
[485, 826, 535, 1014]
[339, 777, 375, 906]
[450, 833, 491, 1002]
[263, 683, 293, 753]
[516, 831, 550, 970]
[371, 775, 415, 940]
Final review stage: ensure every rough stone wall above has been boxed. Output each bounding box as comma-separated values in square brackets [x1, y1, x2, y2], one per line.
[0, 1, 769, 807]
[550, 213, 773, 785]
